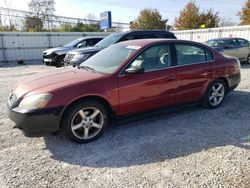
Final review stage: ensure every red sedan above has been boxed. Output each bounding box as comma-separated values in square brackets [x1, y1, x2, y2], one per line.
[7, 39, 241, 143]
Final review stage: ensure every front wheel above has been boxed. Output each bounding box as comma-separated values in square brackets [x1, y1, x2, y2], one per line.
[56, 56, 65, 67]
[202, 79, 226, 109]
[62, 100, 108, 143]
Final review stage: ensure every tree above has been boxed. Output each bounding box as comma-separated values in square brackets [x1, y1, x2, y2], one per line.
[199, 9, 220, 28]
[175, 1, 200, 30]
[28, 0, 56, 30]
[130, 8, 167, 30]
[24, 16, 43, 31]
[175, 1, 220, 30]
[238, 0, 250, 25]
[60, 23, 101, 32]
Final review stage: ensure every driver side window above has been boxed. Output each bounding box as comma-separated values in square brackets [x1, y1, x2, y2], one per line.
[130, 44, 172, 72]
[228, 39, 238, 48]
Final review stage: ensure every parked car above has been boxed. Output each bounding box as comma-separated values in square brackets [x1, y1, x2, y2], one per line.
[43, 36, 103, 67]
[205, 38, 250, 63]
[8, 39, 241, 143]
[64, 30, 177, 66]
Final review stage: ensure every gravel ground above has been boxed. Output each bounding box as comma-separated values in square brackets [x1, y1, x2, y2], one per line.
[0, 63, 250, 188]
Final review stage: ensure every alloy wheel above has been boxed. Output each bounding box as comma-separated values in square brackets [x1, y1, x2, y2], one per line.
[208, 83, 225, 106]
[71, 107, 104, 140]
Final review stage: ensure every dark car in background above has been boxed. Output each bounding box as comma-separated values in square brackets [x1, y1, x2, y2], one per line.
[8, 39, 240, 143]
[205, 38, 250, 64]
[43, 36, 103, 67]
[64, 30, 177, 66]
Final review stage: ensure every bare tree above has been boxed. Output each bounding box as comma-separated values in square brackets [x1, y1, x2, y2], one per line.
[28, 0, 56, 30]
[3, 0, 14, 30]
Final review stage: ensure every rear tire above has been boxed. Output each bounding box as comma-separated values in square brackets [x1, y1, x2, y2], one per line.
[202, 79, 226, 109]
[62, 100, 108, 143]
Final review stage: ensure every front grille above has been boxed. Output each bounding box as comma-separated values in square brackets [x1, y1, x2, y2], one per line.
[7, 93, 17, 108]
[64, 54, 75, 62]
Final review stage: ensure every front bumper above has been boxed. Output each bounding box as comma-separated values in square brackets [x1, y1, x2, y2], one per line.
[8, 106, 64, 134]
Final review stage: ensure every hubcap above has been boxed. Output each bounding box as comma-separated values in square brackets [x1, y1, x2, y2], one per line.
[209, 83, 225, 106]
[71, 107, 104, 140]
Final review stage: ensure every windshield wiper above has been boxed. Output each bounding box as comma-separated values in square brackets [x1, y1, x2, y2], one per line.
[78, 65, 96, 72]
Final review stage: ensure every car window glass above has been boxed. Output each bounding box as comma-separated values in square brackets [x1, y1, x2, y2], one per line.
[205, 49, 214, 61]
[238, 39, 249, 47]
[82, 43, 138, 74]
[78, 40, 87, 47]
[130, 44, 171, 72]
[228, 39, 238, 48]
[175, 44, 206, 65]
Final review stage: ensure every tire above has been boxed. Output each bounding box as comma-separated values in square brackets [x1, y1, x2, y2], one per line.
[202, 79, 227, 109]
[56, 56, 65, 68]
[62, 100, 108, 143]
[44, 61, 50, 66]
[247, 54, 250, 64]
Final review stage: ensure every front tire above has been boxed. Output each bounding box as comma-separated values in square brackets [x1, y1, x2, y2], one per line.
[62, 100, 108, 143]
[202, 79, 226, 109]
[247, 54, 250, 64]
[56, 56, 65, 67]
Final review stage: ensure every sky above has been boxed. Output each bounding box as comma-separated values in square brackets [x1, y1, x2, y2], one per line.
[0, 0, 246, 25]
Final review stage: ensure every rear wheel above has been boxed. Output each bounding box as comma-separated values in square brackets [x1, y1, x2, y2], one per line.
[62, 100, 108, 143]
[202, 79, 226, 109]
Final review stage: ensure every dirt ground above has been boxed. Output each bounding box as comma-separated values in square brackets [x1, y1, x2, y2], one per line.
[0, 63, 250, 188]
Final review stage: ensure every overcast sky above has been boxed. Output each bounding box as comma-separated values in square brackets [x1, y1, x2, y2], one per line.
[0, 0, 246, 24]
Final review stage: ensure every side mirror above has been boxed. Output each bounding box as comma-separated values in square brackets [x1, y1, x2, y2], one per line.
[77, 43, 83, 48]
[125, 66, 145, 74]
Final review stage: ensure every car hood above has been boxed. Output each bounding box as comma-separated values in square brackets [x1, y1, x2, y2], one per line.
[43, 46, 74, 55]
[13, 67, 105, 98]
[68, 46, 104, 54]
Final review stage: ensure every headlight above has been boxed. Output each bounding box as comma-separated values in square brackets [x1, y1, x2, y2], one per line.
[72, 54, 89, 60]
[18, 93, 52, 110]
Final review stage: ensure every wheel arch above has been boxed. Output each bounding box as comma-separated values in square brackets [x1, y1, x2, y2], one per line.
[216, 77, 229, 92]
[59, 95, 114, 128]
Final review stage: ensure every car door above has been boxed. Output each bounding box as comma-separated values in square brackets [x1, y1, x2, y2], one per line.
[223, 39, 239, 58]
[237, 38, 250, 61]
[118, 43, 177, 115]
[174, 43, 215, 104]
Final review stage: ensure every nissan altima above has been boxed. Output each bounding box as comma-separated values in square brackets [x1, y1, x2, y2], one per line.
[8, 39, 241, 143]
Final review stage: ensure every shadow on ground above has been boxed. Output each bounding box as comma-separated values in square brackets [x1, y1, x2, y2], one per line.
[44, 90, 250, 168]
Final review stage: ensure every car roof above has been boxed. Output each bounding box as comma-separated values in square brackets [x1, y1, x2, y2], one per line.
[78, 36, 105, 40]
[117, 39, 208, 48]
[111, 30, 175, 36]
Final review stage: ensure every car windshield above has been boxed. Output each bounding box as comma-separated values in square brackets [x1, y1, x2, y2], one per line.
[205, 39, 228, 47]
[94, 33, 124, 48]
[64, 38, 83, 47]
[79, 43, 140, 74]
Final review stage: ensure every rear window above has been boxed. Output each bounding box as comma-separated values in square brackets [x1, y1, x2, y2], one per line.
[175, 44, 206, 65]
